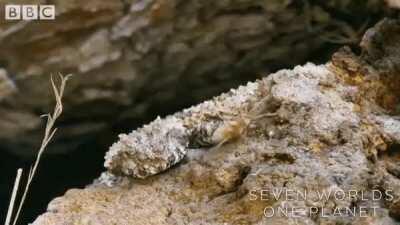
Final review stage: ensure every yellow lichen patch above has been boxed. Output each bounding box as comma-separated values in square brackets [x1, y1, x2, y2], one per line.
[378, 74, 400, 112]
[217, 196, 271, 225]
[353, 104, 362, 113]
[360, 123, 389, 157]
[308, 139, 328, 153]
[329, 61, 399, 113]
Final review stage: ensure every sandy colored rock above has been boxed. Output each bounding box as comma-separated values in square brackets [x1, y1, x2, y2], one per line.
[31, 19, 400, 225]
[387, 0, 400, 9]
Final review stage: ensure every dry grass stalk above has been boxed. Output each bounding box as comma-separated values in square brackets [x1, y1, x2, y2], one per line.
[3, 74, 71, 225]
[4, 169, 22, 225]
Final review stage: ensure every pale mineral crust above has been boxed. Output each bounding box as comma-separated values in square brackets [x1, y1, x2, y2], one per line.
[31, 19, 400, 225]
[105, 116, 190, 178]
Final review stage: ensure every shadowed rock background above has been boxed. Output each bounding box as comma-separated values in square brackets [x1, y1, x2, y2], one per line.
[0, 0, 399, 224]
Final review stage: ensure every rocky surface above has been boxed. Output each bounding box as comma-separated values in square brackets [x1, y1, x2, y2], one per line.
[0, 0, 395, 156]
[387, 0, 400, 9]
[31, 19, 400, 225]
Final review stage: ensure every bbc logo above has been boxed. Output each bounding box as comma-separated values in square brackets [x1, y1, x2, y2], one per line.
[5, 5, 55, 20]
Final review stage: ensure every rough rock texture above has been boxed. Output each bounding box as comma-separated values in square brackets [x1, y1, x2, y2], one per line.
[106, 116, 190, 178]
[0, 0, 396, 156]
[387, 0, 400, 9]
[31, 19, 400, 225]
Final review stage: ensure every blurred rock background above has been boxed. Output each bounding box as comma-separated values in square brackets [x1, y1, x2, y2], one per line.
[0, 0, 398, 224]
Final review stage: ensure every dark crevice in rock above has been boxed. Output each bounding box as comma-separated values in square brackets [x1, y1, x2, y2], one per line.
[261, 152, 296, 164]
[379, 143, 400, 179]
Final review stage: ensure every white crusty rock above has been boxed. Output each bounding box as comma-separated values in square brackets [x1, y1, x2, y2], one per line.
[33, 61, 400, 225]
[104, 67, 280, 178]
[105, 116, 189, 178]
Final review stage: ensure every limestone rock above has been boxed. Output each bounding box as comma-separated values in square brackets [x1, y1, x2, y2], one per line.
[31, 19, 400, 225]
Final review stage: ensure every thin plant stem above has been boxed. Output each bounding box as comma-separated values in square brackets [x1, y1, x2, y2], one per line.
[11, 74, 71, 225]
[4, 169, 23, 225]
